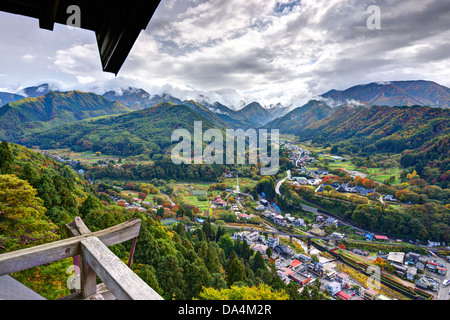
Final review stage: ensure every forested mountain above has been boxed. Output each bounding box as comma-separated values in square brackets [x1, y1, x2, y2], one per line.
[263, 100, 334, 133]
[305, 105, 450, 153]
[321, 80, 450, 109]
[21, 102, 229, 157]
[0, 84, 54, 107]
[0, 90, 132, 141]
[0, 92, 25, 107]
[233, 102, 274, 127]
[303, 105, 450, 188]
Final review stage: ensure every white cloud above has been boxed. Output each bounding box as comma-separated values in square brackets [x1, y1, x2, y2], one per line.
[22, 54, 36, 63]
[0, 0, 449, 109]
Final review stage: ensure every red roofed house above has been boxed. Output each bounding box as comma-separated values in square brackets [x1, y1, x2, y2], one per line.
[214, 197, 227, 207]
[300, 277, 311, 286]
[279, 267, 294, 276]
[240, 213, 254, 220]
[427, 261, 438, 269]
[335, 291, 351, 300]
[290, 259, 302, 270]
[437, 266, 447, 275]
[374, 235, 389, 241]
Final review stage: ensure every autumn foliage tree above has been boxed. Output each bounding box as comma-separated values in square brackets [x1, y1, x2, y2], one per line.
[0, 174, 58, 252]
[198, 283, 289, 300]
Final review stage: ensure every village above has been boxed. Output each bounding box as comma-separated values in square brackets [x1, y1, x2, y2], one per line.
[229, 223, 450, 300]
[41, 142, 450, 300]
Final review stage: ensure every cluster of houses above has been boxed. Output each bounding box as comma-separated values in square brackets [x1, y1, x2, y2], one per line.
[315, 181, 404, 205]
[316, 182, 376, 197]
[261, 210, 306, 228]
[283, 143, 312, 168]
[230, 201, 255, 221]
[109, 195, 148, 212]
[376, 250, 447, 288]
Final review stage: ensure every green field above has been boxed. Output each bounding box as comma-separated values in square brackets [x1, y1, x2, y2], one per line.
[223, 177, 258, 191]
[38, 148, 154, 165]
[182, 195, 210, 211]
[319, 155, 401, 183]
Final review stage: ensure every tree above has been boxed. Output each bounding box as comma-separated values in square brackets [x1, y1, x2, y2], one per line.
[79, 194, 102, 218]
[138, 192, 147, 201]
[0, 141, 13, 174]
[218, 234, 234, 257]
[250, 251, 266, 273]
[198, 284, 289, 300]
[135, 264, 163, 297]
[226, 256, 247, 287]
[20, 163, 39, 186]
[36, 174, 60, 209]
[156, 255, 185, 300]
[0, 175, 58, 251]
[184, 257, 212, 299]
[266, 247, 272, 259]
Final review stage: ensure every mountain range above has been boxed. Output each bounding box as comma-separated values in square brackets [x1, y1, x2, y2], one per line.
[0, 90, 132, 141]
[320, 80, 450, 108]
[1, 80, 449, 156]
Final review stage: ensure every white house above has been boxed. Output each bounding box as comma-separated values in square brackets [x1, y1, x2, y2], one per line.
[428, 240, 441, 247]
[406, 267, 417, 281]
[267, 236, 280, 248]
[326, 281, 341, 296]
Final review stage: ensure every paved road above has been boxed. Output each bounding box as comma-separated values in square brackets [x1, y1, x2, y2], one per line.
[160, 192, 175, 206]
[275, 170, 291, 198]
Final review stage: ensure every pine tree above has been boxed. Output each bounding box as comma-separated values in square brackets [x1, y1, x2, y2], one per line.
[156, 255, 185, 300]
[0, 140, 13, 174]
[250, 251, 266, 273]
[226, 256, 247, 287]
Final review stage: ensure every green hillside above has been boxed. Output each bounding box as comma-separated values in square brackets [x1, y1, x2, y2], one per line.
[0, 91, 132, 141]
[263, 100, 334, 133]
[22, 102, 229, 157]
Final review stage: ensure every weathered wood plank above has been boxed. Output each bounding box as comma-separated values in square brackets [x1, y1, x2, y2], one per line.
[0, 218, 142, 276]
[65, 217, 97, 298]
[66, 216, 92, 237]
[81, 237, 163, 300]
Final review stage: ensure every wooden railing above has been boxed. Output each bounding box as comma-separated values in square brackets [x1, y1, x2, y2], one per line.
[0, 217, 163, 300]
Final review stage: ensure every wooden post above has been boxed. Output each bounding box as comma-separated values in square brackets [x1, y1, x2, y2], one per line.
[81, 237, 163, 300]
[66, 217, 97, 298]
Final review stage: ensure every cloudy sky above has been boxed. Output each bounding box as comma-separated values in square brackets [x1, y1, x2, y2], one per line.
[0, 0, 449, 109]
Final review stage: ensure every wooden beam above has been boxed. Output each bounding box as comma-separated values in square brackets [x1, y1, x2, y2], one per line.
[39, 0, 60, 30]
[96, 0, 161, 74]
[81, 237, 163, 300]
[0, 218, 141, 276]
